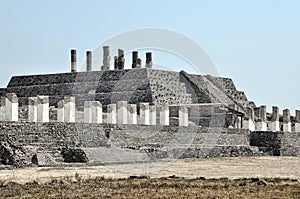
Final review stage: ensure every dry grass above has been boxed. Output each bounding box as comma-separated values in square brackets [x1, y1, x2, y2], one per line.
[0, 157, 299, 198]
[0, 176, 299, 198]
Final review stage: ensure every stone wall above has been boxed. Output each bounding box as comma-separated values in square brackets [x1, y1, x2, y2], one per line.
[0, 122, 110, 167]
[0, 121, 258, 167]
[1, 121, 299, 167]
[250, 131, 300, 156]
[109, 126, 251, 149]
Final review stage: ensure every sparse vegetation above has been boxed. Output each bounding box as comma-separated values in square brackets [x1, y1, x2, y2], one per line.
[0, 176, 299, 198]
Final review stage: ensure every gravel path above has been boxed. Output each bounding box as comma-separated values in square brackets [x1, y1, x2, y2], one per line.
[0, 156, 299, 184]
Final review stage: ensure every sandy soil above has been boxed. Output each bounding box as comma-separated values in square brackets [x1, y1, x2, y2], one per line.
[0, 156, 299, 184]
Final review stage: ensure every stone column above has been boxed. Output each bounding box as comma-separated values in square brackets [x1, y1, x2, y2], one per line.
[114, 56, 118, 70]
[117, 101, 128, 124]
[132, 51, 138, 69]
[256, 105, 267, 131]
[28, 97, 38, 122]
[146, 52, 153, 68]
[243, 107, 255, 131]
[117, 49, 125, 70]
[71, 49, 77, 72]
[149, 105, 157, 125]
[64, 96, 76, 123]
[4, 93, 18, 122]
[91, 101, 102, 123]
[128, 104, 137, 124]
[132, 51, 139, 68]
[295, 110, 300, 132]
[179, 106, 188, 127]
[235, 116, 242, 129]
[140, 103, 150, 125]
[37, 96, 49, 123]
[136, 58, 142, 68]
[57, 100, 64, 122]
[283, 109, 291, 132]
[271, 106, 280, 131]
[102, 113, 108, 124]
[84, 101, 92, 123]
[0, 97, 5, 121]
[86, 51, 92, 72]
[101, 46, 110, 71]
[160, 104, 169, 126]
[107, 104, 117, 124]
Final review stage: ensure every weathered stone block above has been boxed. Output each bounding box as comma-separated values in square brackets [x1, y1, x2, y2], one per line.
[117, 101, 128, 124]
[28, 97, 38, 122]
[37, 96, 49, 123]
[128, 104, 137, 124]
[107, 104, 117, 124]
[139, 103, 150, 125]
[64, 96, 76, 123]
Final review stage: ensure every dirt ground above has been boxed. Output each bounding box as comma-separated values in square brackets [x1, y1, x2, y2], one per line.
[0, 156, 299, 184]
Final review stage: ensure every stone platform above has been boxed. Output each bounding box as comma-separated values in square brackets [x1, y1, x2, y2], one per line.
[1, 121, 299, 168]
[0, 69, 253, 112]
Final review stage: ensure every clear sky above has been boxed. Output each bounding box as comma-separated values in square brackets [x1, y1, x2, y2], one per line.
[1, 0, 299, 113]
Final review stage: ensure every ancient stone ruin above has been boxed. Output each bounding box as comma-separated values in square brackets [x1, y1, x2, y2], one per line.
[0, 46, 299, 167]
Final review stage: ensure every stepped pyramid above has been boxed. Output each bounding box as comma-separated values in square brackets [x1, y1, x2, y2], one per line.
[0, 68, 252, 113]
[0, 48, 254, 114]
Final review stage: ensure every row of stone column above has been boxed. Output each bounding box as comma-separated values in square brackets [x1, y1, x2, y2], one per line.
[0, 94, 76, 123]
[0, 94, 188, 126]
[28, 96, 76, 123]
[243, 105, 300, 132]
[83, 101, 188, 126]
[70, 47, 153, 72]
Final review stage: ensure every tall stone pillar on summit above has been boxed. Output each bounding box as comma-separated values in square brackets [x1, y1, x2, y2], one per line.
[132, 51, 138, 68]
[101, 46, 110, 71]
[136, 58, 142, 68]
[146, 52, 153, 68]
[117, 49, 125, 70]
[70, 49, 77, 72]
[86, 51, 92, 71]
[114, 56, 118, 70]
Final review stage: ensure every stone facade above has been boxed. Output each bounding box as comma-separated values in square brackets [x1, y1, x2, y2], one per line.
[1, 121, 298, 167]
[0, 68, 253, 114]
